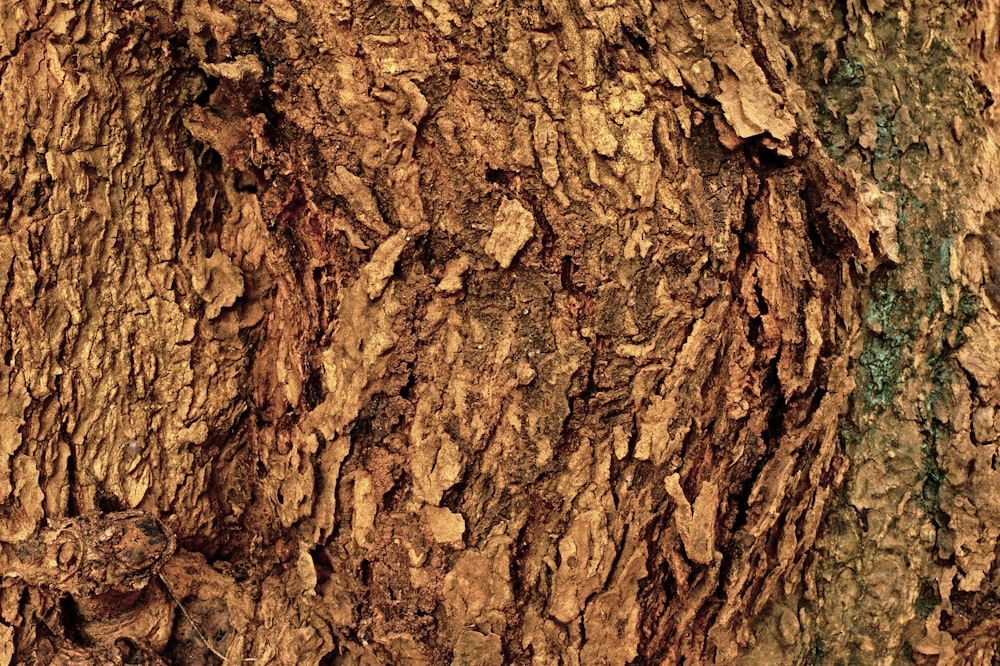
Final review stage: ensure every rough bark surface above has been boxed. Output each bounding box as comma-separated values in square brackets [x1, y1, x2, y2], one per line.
[0, 0, 998, 664]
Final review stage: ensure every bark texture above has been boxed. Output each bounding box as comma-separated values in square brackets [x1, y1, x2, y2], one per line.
[1, 0, 999, 664]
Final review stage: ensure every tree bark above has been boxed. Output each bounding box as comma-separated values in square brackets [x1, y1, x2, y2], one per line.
[1, 0, 998, 664]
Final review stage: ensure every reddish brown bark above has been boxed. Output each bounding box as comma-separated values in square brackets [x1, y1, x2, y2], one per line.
[1, 0, 999, 664]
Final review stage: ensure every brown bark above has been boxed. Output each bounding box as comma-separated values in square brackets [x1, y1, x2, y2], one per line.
[1, 0, 998, 664]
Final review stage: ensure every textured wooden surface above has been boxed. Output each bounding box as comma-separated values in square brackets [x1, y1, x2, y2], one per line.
[1, 0, 999, 663]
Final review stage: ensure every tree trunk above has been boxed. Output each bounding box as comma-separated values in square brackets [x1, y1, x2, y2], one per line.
[1, 0, 998, 663]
